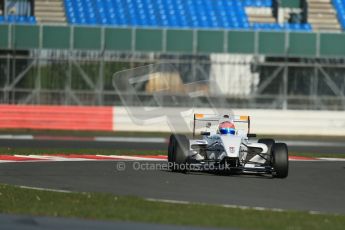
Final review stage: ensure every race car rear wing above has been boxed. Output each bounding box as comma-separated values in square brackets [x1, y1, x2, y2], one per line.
[193, 113, 251, 138]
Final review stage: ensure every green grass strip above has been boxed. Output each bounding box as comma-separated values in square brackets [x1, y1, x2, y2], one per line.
[0, 184, 344, 230]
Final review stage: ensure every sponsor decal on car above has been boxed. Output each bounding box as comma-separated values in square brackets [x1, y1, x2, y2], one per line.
[229, 147, 235, 153]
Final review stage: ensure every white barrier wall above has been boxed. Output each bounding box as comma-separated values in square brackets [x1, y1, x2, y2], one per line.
[113, 107, 345, 136]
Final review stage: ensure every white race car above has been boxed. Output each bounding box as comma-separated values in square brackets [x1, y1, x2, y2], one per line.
[168, 113, 289, 178]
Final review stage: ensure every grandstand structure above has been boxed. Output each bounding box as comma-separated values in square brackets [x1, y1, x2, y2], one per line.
[0, 0, 345, 110]
[35, 0, 66, 24]
[3, 0, 343, 30]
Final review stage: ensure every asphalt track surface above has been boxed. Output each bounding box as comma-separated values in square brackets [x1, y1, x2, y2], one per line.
[1, 138, 345, 220]
[1, 160, 345, 214]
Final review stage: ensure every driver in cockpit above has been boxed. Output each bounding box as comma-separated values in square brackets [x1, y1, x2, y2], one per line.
[218, 115, 236, 135]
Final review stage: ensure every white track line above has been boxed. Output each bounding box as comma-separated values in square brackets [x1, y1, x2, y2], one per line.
[146, 198, 191, 205]
[19, 185, 72, 193]
[285, 140, 345, 147]
[103, 155, 165, 161]
[318, 157, 345, 161]
[14, 155, 89, 161]
[145, 198, 330, 215]
[16, 155, 52, 160]
[27, 155, 95, 161]
[146, 198, 287, 212]
[0, 135, 34, 140]
[289, 159, 321, 162]
[289, 157, 345, 162]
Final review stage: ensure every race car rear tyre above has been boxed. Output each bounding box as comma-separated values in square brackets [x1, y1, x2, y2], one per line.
[168, 134, 176, 164]
[258, 138, 275, 164]
[272, 143, 289, 178]
[168, 134, 189, 172]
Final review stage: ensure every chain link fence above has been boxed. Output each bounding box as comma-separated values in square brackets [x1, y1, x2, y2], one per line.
[0, 50, 345, 110]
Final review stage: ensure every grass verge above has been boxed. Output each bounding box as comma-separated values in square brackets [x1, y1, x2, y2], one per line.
[0, 184, 344, 230]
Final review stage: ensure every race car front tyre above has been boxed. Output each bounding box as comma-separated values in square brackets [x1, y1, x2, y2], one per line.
[168, 134, 189, 172]
[258, 138, 275, 164]
[272, 143, 289, 178]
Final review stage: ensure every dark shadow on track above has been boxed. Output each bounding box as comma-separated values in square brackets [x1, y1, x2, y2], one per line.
[1, 139, 345, 154]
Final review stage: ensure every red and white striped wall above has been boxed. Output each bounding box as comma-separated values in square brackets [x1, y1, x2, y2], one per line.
[0, 105, 113, 131]
[1, 105, 345, 135]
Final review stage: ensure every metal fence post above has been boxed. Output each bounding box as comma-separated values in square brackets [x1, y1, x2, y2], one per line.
[98, 26, 105, 105]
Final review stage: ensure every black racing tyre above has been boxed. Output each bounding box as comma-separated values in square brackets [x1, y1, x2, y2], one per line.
[272, 143, 289, 178]
[258, 138, 275, 164]
[168, 134, 176, 164]
[168, 134, 189, 172]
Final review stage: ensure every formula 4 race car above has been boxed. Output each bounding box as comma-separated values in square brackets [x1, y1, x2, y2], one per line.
[168, 113, 289, 178]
